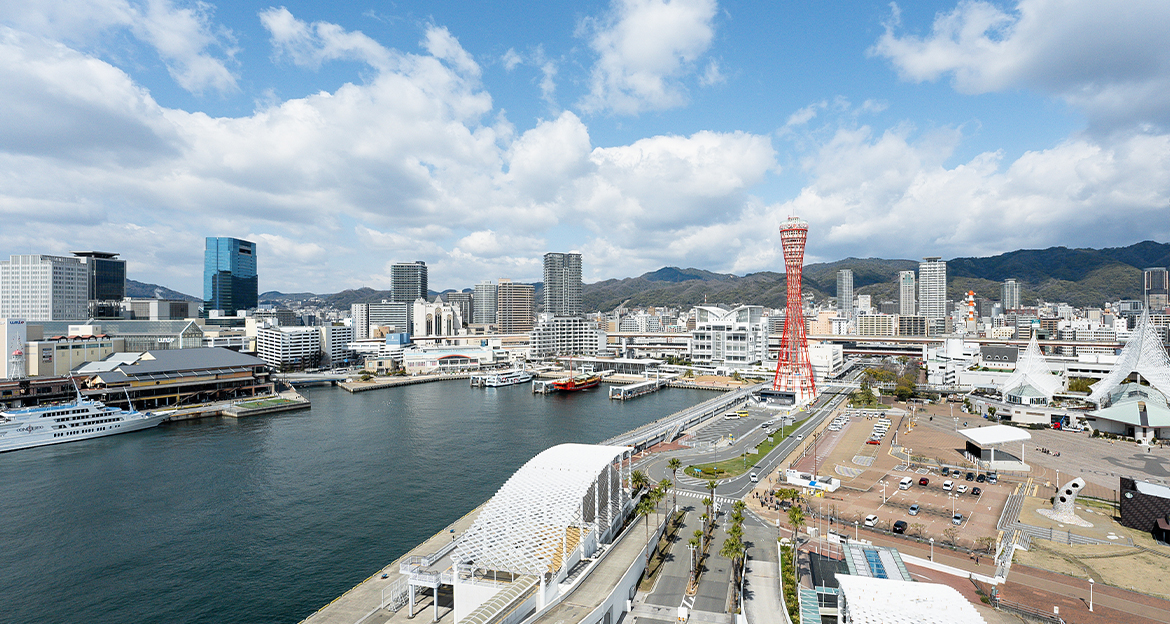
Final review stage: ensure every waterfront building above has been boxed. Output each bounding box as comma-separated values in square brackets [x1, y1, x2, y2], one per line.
[391, 261, 428, 303]
[918, 257, 947, 335]
[1002, 279, 1020, 311]
[445, 291, 473, 325]
[1146, 267, 1169, 311]
[256, 325, 321, 370]
[473, 281, 498, 326]
[497, 279, 535, 333]
[352, 301, 413, 338]
[412, 296, 463, 337]
[401, 344, 497, 373]
[689, 305, 767, 369]
[0, 254, 89, 321]
[26, 334, 123, 377]
[897, 270, 915, 315]
[837, 269, 853, 320]
[36, 320, 204, 351]
[608, 332, 689, 359]
[72, 251, 125, 318]
[836, 575, 987, 624]
[203, 237, 257, 315]
[319, 324, 354, 367]
[76, 347, 272, 409]
[121, 298, 198, 320]
[998, 334, 1062, 405]
[543, 252, 583, 317]
[530, 315, 605, 358]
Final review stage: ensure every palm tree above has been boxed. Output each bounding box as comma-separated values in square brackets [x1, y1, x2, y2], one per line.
[699, 513, 710, 548]
[688, 534, 701, 578]
[631, 469, 649, 493]
[701, 496, 713, 533]
[787, 505, 805, 538]
[657, 478, 673, 527]
[667, 457, 682, 509]
[637, 496, 655, 572]
[720, 534, 747, 603]
[706, 479, 718, 528]
[732, 499, 746, 515]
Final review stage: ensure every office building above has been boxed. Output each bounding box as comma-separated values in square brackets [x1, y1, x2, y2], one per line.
[390, 261, 428, 303]
[446, 291, 473, 325]
[122, 298, 198, 320]
[351, 301, 413, 338]
[496, 279, 535, 333]
[73, 251, 126, 318]
[856, 314, 895, 337]
[918, 257, 947, 335]
[26, 334, 124, 377]
[256, 326, 321, 370]
[897, 315, 927, 337]
[0, 254, 89, 321]
[319, 324, 354, 367]
[1002, 279, 1020, 311]
[837, 269, 853, 320]
[543, 252, 583, 317]
[1146, 267, 1169, 311]
[898, 270, 915, 315]
[204, 237, 257, 315]
[473, 281, 498, 325]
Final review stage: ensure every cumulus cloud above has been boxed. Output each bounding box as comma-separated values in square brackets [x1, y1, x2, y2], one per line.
[579, 0, 718, 114]
[871, 0, 1170, 129]
[0, 0, 237, 94]
[260, 6, 392, 70]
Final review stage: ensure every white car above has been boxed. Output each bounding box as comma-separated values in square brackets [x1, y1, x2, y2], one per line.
[750, 473, 758, 482]
[795, 435, 803, 441]
[943, 480, 954, 491]
[864, 514, 878, 527]
[957, 484, 968, 494]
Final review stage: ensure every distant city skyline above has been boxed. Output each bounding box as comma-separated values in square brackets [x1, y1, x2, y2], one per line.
[3, 1, 1169, 295]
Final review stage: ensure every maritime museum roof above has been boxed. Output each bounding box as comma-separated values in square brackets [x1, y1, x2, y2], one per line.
[452, 443, 632, 577]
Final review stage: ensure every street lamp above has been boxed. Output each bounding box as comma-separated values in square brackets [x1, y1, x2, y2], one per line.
[929, 537, 934, 562]
[1088, 577, 1094, 612]
[879, 480, 888, 504]
[854, 520, 859, 541]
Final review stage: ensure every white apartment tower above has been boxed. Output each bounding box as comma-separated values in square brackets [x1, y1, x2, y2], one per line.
[898, 270, 916, 316]
[543, 252, 583, 317]
[0, 254, 89, 321]
[1002, 279, 1020, 311]
[837, 269, 854, 320]
[473, 281, 498, 325]
[918, 257, 947, 335]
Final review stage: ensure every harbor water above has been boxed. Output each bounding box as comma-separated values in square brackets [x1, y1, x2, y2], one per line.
[0, 381, 713, 624]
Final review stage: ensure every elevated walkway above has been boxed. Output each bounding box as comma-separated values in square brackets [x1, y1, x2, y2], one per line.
[461, 575, 539, 624]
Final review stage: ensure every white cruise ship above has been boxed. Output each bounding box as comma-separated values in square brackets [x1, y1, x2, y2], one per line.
[470, 369, 534, 387]
[0, 394, 165, 453]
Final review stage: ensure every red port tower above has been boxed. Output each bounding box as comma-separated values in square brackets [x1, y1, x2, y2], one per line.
[772, 216, 817, 405]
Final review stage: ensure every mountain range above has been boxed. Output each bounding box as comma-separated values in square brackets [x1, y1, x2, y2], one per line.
[143, 241, 1170, 312]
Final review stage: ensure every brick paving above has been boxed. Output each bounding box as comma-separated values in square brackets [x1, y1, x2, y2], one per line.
[1002, 564, 1170, 624]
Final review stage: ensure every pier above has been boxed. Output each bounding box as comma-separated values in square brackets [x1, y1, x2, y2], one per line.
[607, 373, 678, 400]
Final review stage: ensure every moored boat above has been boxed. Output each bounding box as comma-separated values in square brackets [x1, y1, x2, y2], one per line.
[0, 392, 165, 453]
[471, 369, 534, 387]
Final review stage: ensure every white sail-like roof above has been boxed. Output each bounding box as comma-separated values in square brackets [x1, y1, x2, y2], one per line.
[452, 443, 631, 576]
[1000, 333, 1062, 400]
[1089, 309, 1170, 405]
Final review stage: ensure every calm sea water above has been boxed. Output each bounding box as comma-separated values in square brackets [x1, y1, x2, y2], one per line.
[0, 381, 712, 624]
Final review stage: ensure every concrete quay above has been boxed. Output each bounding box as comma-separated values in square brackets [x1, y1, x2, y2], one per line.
[339, 373, 473, 393]
[159, 390, 310, 421]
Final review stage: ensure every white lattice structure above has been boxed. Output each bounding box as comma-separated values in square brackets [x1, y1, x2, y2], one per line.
[1090, 309, 1170, 406]
[1000, 333, 1062, 402]
[454, 444, 632, 578]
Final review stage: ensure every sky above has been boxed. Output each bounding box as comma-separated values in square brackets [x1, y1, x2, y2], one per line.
[2, 1, 1169, 295]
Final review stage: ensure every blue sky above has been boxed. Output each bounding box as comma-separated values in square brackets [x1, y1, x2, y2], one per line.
[2, 1, 1168, 295]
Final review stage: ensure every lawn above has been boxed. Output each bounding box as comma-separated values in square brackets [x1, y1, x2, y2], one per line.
[686, 417, 809, 479]
[235, 397, 297, 409]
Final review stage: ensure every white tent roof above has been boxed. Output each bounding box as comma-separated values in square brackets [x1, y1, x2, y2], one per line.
[836, 575, 987, 624]
[958, 424, 1031, 446]
[1090, 308, 1170, 405]
[452, 443, 631, 576]
[999, 333, 1062, 399]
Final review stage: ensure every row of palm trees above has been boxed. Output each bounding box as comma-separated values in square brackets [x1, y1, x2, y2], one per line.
[720, 500, 748, 609]
[632, 469, 677, 574]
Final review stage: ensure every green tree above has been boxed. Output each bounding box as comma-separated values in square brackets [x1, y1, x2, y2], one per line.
[720, 534, 746, 595]
[631, 469, 649, 492]
[688, 534, 702, 578]
[668, 457, 682, 509]
[787, 505, 805, 538]
[637, 496, 656, 571]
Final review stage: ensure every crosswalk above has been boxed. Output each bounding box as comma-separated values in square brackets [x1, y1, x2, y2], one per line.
[676, 489, 738, 505]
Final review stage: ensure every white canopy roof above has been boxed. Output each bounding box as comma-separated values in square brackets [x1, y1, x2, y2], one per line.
[1090, 308, 1170, 405]
[452, 443, 631, 576]
[999, 333, 1062, 399]
[958, 424, 1031, 447]
[836, 575, 987, 624]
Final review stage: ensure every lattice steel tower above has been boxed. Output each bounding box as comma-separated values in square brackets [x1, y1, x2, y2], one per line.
[773, 216, 817, 404]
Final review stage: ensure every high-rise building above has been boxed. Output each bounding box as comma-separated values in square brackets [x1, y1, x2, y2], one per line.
[390, 261, 428, 303]
[1145, 267, 1169, 310]
[473, 281, 498, 325]
[350, 300, 413, 338]
[1002, 279, 1020, 311]
[918, 257, 947, 334]
[898, 270, 916, 316]
[446, 291, 473, 324]
[72, 251, 126, 318]
[543, 252, 583, 317]
[0, 254, 89, 321]
[350, 303, 370, 340]
[496, 279, 535, 333]
[203, 237, 257, 315]
[837, 269, 854, 320]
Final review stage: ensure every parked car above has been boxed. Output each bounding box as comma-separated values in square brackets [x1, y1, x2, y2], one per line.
[952, 513, 964, 525]
[972, 486, 982, 496]
[908, 504, 920, 516]
[892, 520, 908, 534]
[965, 472, 976, 481]
[864, 514, 879, 527]
[943, 480, 954, 491]
[976, 473, 987, 483]
[940, 468, 951, 477]
[957, 484, 968, 494]
[919, 477, 930, 486]
[987, 474, 998, 484]
[866, 439, 881, 445]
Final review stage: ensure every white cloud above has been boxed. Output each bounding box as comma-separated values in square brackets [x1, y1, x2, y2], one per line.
[698, 60, 723, 86]
[871, 0, 1170, 129]
[260, 6, 392, 70]
[501, 48, 521, 71]
[579, 0, 718, 115]
[422, 26, 480, 78]
[0, 0, 237, 94]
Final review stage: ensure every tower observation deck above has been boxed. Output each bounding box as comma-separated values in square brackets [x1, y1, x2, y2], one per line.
[772, 217, 817, 406]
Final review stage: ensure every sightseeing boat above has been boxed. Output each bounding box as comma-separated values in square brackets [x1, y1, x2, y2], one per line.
[471, 369, 534, 387]
[0, 391, 165, 453]
[551, 372, 602, 392]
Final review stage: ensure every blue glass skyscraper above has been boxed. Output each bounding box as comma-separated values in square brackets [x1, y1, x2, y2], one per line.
[203, 237, 257, 314]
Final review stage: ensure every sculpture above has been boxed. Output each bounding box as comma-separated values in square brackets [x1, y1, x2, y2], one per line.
[1037, 477, 1093, 527]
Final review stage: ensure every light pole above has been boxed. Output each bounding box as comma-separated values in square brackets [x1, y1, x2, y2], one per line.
[929, 537, 934, 562]
[1088, 577, 1094, 612]
[879, 480, 888, 504]
[854, 520, 859, 541]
